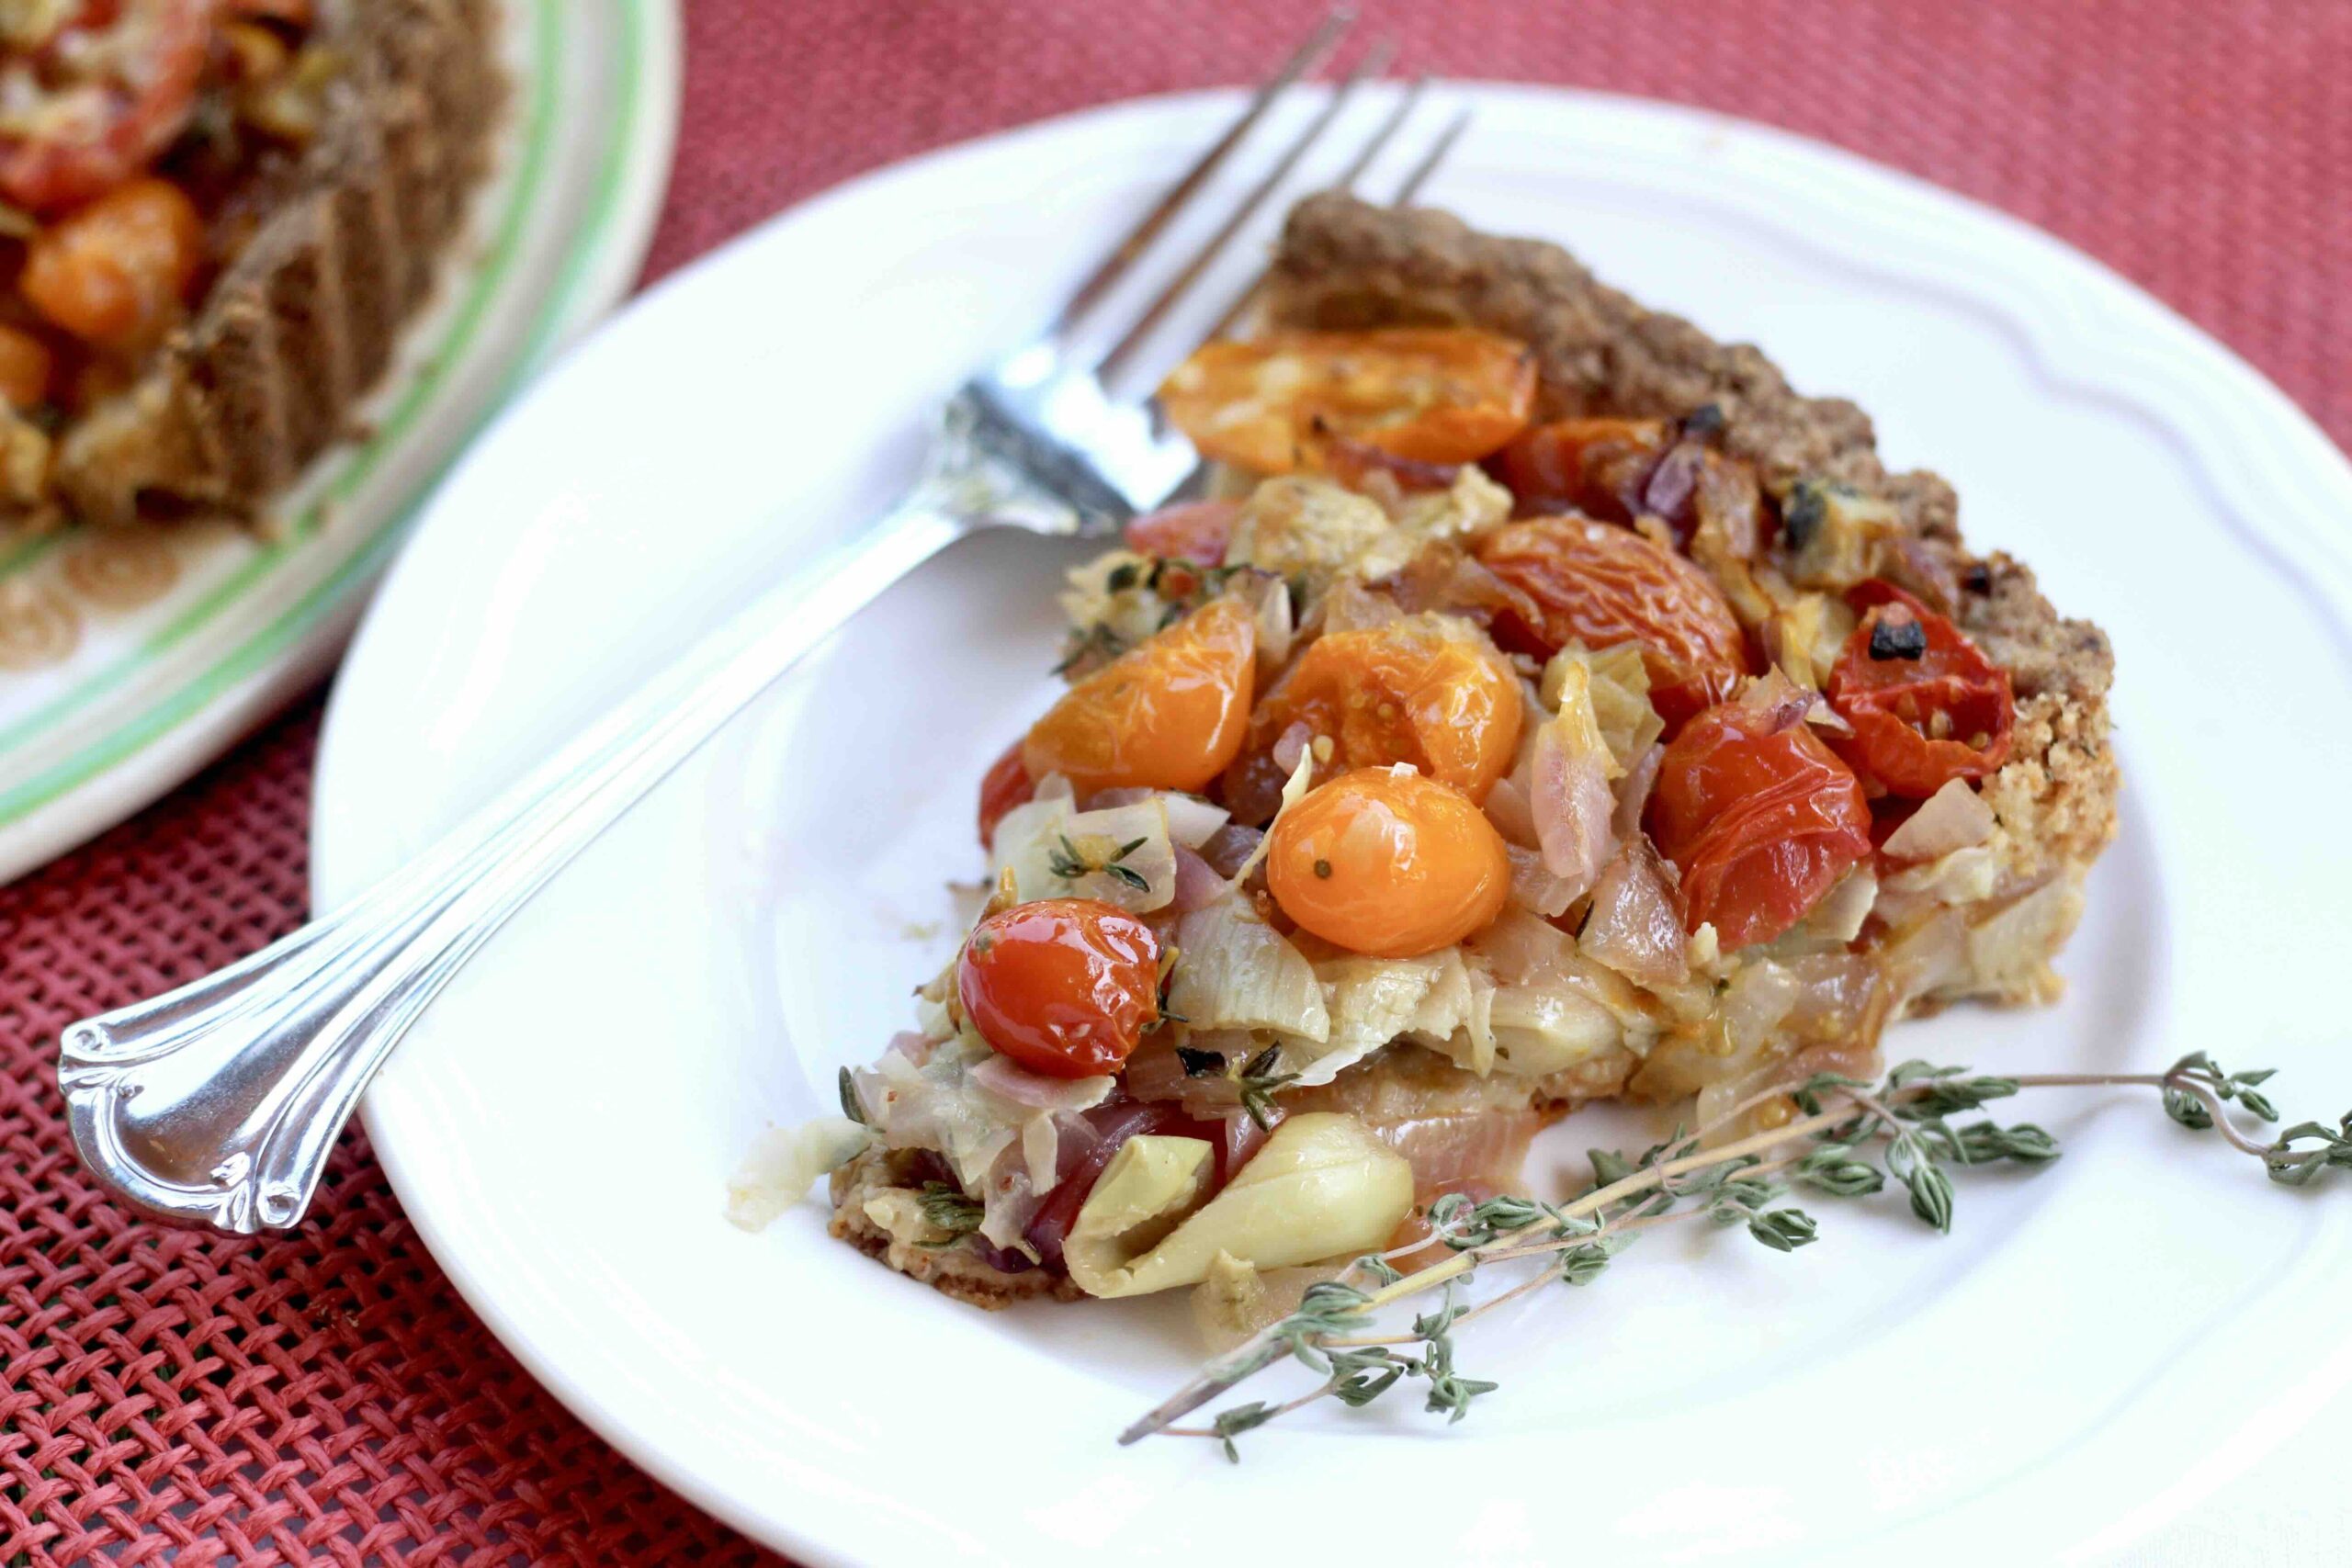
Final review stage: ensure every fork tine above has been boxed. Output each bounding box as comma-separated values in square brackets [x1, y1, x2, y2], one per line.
[1047, 8, 1352, 337]
[1091, 39, 1396, 381]
[1388, 104, 1472, 205]
[1185, 75, 1430, 349]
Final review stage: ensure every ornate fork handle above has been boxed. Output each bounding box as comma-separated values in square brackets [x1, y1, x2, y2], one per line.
[60, 426, 1067, 1234]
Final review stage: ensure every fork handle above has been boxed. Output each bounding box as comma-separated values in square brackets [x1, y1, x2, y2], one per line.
[59, 489, 969, 1234]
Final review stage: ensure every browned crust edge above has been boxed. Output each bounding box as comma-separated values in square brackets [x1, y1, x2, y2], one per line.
[53, 0, 506, 527]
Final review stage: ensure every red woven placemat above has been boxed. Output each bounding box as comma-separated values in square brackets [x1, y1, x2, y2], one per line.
[5, 2, 2347, 1562]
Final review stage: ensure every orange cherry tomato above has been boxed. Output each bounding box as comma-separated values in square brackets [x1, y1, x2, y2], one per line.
[1475, 515, 1750, 730]
[1824, 580, 2015, 798]
[1023, 595, 1256, 795]
[0, 326, 55, 409]
[0, 1, 213, 213]
[1646, 697, 1872, 951]
[20, 178, 205, 350]
[1268, 768, 1511, 958]
[1158, 328, 1536, 475]
[976, 739, 1035, 847]
[1498, 418, 1672, 519]
[957, 898, 1161, 1078]
[1123, 500, 1240, 566]
[1234, 614, 1522, 809]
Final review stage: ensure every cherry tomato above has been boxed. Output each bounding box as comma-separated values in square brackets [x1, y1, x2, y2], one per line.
[1646, 697, 1872, 951]
[0, 326, 55, 409]
[1475, 515, 1750, 730]
[0, 1, 213, 214]
[20, 178, 205, 350]
[1268, 768, 1511, 958]
[1497, 418, 1671, 519]
[1158, 328, 1536, 475]
[976, 739, 1035, 847]
[1123, 500, 1240, 566]
[1232, 614, 1522, 810]
[957, 898, 1162, 1078]
[1023, 594, 1256, 795]
[1825, 581, 2015, 798]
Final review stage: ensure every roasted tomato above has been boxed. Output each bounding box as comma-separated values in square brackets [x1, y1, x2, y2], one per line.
[1158, 328, 1536, 475]
[0, 0, 213, 214]
[1232, 614, 1522, 809]
[1825, 580, 2014, 798]
[1474, 515, 1750, 729]
[1268, 768, 1510, 958]
[1123, 499, 1241, 566]
[1646, 696, 1872, 951]
[20, 177, 205, 350]
[1023, 595, 1256, 795]
[976, 739, 1035, 848]
[956, 898, 1162, 1078]
[0, 326, 54, 410]
[1497, 418, 1672, 520]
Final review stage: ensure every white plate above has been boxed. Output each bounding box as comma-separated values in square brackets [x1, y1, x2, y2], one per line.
[312, 86, 2352, 1565]
[0, 0, 679, 885]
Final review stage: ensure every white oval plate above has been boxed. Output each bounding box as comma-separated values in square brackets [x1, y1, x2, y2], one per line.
[0, 0, 679, 885]
[313, 87, 2352, 1565]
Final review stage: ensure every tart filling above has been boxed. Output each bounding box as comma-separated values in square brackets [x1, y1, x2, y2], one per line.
[734, 194, 2120, 1316]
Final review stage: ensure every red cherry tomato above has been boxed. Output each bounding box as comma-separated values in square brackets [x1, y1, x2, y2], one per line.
[976, 739, 1035, 847]
[1825, 581, 2015, 798]
[956, 899, 1161, 1078]
[1123, 500, 1240, 566]
[1647, 697, 1871, 951]
[0, 0, 213, 214]
[1475, 515, 1751, 730]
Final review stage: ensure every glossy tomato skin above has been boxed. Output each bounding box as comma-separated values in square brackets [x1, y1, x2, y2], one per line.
[1233, 615, 1523, 809]
[1647, 698, 1872, 951]
[957, 899, 1162, 1079]
[1023, 595, 1257, 795]
[1158, 328, 1536, 475]
[1268, 768, 1511, 958]
[1474, 515, 1750, 730]
[1123, 500, 1241, 566]
[1825, 581, 2015, 798]
[975, 739, 1035, 848]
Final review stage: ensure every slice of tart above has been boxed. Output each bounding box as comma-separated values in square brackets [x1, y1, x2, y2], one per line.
[732, 192, 2119, 1314]
[0, 0, 503, 532]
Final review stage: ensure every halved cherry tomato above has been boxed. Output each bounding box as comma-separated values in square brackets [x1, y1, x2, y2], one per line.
[1232, 614, 1522, 809]
[0, 1, 213, 213]
[0, 326, 55, 410]
[20, 177, 204, 350]
[1023, 595, 1256, 794]
[1474, 515, 1750, 730]
[1123, 500, 1240, 566]
[976, 739, 1035, 847]
[1646, 695, 1872, 951]
[1825, 581, 2014, 798]
[1158, 328, 1536, 475]
[1268, 768, 1510, 958]
[957, 898, 1161, 1078]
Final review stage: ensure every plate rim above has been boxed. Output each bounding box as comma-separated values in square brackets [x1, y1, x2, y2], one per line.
[0, 0, 683, 886]
[317, 81, 2352, 1563]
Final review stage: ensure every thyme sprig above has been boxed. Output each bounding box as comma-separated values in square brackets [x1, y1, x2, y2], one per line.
[1124, 1052, 2348, 1459]
[915, 1181, 982, 1245]
[1048, 833, 1151, 893]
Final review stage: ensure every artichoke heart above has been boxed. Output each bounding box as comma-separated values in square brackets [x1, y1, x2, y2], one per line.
[1067, 1113, 1412, 1299]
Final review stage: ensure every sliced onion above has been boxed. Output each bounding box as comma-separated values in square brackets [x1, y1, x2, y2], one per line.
[970, 1053, 1117, 1111]
[1611, 743, 1664, 842]
[1881, 778, 1997, 861]
[1171, 844, 1228, 912]
[1162, 794, 1231, 850]
[1579, 835, 1688, 989]
[1199, 824, 1265, 880]
[1530, 671, 1615, 897]
[1483, 775, 1538, 848]
[1507, 844, 1578, 919]
[1271, 719, 1315, 776]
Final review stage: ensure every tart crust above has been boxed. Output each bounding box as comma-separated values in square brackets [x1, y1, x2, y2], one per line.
[52, 0, 505, 528]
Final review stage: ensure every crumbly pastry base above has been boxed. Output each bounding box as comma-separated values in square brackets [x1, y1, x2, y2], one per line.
[836, 194, 2120, 1306]
[52, 0, 505, 529]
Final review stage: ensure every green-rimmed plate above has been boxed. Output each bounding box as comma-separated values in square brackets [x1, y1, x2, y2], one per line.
[0, 0, 679, 885]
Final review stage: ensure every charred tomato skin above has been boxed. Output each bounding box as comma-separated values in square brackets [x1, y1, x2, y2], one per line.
[1474, 515, 1750, 731]
[957, 898, 1162, 1079]
[1825, 580, 2015, 798]
[1647, 698, 1872, 951]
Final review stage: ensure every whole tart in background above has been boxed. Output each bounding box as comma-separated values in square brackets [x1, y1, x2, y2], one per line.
[0, 0, 504, 533]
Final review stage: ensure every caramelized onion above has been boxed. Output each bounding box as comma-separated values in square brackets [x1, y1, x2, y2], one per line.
[1579, 836, 1688, 989]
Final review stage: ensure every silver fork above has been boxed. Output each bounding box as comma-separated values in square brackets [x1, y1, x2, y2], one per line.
[56, 18, 1475, 1235]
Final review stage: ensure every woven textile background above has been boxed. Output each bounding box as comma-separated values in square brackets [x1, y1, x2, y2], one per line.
[5, 1, 2348, 1562]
